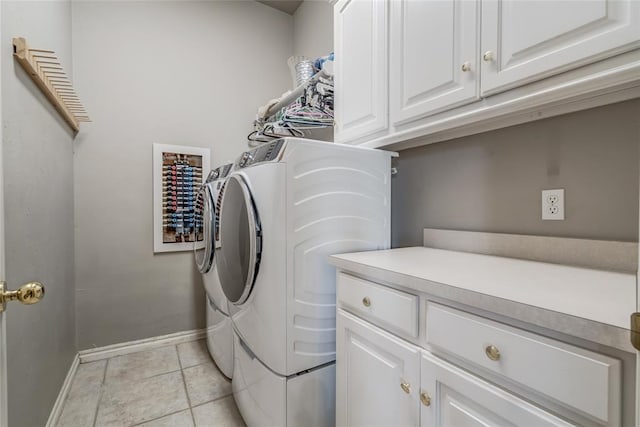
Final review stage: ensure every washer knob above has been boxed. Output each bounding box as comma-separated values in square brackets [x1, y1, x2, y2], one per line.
[239, 152, 252, 167]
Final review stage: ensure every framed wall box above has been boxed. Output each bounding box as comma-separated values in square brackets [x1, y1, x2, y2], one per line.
[153, 143, 211, 253]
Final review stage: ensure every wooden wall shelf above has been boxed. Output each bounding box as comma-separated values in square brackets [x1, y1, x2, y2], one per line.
[12, 37, 89, 133]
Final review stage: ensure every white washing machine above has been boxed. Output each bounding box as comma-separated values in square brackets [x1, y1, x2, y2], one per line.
[215, 138, 394, 426]
[194, 163, 234, 379]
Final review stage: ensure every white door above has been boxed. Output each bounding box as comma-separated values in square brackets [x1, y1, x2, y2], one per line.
[420, 351, 574, 427]
[0, 6, 6, 422]
[390, 0, 479, 126]
[636, 281, 639, 427]
[481, 0, 640, 95]
[336, 309, 420, 427]
[636, 143, 640, 426]
[334, 0, 388, 143]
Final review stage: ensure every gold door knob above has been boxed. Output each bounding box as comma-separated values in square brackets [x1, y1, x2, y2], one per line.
[485, 345, 501, 361]
[461, 62, 471, 72]
[362, 296, 371, 307]
[483, 51, 494, 62]
[420, 391, 431, 406]
[400, 382, 411, 394]
[0, 281, 45, 313]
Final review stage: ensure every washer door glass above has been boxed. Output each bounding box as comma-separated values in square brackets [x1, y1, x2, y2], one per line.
[216, 174, 261, 305]
[194, 185, 215, 274]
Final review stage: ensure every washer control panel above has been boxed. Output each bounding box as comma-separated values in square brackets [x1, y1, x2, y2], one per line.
[218, 163, 233, 178]
[204, 169, 219, 183]
[206, 163, 234, 183]
[238, 139, 285, 168]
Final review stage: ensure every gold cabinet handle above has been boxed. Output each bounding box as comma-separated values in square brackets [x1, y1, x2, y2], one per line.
[461, 62, 471, 72]
[0, 281, 45, 313]
[420, 391, 431, 406]
[400, 382, 411, 394]
[362, 296, 371, 307]
[483, 50, 494, 62]
[485, 345, 501, 361]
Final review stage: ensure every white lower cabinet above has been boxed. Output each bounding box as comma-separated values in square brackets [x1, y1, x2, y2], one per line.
[336, 275, 623, 427]
[420, 352, 573, 427]
[336, 309, 420, 427]
[337, 308, 572, 427]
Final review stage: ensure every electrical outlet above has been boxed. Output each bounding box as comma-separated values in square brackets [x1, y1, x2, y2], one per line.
[542, 189, 564, 220]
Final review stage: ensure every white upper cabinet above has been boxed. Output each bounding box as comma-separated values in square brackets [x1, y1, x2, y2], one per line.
[481, 0, 640, 95]
[334, 0, 388, 143]
[390, 0, 479, 125]
[334, 0, 640, 148]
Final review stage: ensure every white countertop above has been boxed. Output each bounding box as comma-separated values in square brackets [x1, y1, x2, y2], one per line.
[330, 247, 636, 330]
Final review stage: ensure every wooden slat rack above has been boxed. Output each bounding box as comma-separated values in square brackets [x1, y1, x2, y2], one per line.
[12, 37, 89, 133]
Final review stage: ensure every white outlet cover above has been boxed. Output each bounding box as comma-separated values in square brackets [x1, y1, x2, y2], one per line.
[542, 189, 565, 220]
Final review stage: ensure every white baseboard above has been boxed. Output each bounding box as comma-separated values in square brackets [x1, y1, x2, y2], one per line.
[78, 329, 206, 364]
[45, 354, 79, 427]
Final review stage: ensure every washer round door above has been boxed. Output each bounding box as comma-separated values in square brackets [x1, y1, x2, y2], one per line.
[216, 174, 261, 305]
[194, 184, 215, 274]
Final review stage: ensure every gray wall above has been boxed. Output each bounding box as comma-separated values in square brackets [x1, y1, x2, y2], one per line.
[392, 99, 640, 248]
[292, 0, 334, 141]
[1, 2, 77, 426]
[72, 1, 294, 349]
[293, 0, 334, 59]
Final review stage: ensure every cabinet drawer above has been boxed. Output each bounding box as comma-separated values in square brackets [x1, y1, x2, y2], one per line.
[426, 302, 620, 425]
[338, 273, 419, 337]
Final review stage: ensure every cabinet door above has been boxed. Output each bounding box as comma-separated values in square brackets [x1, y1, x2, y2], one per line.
[336, 309, 420, 427]
[334, 0, 388, 143]
[420, 351, 575, 427]
[481, 0, 640, 95]
[390, 0, 479, 126]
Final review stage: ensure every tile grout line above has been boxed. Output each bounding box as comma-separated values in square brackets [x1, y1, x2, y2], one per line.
[107, 367, 184, 384]
[92, 359, 110, 427]
[175, 345, 198, 427]
[190, 392, 234, 411]
[128, 408, 193, 427]
[76, 341, 211, 427]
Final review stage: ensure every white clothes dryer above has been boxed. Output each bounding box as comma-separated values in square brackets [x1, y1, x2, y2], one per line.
[194, 163, 234, 378]
[215, 138, 394, 426]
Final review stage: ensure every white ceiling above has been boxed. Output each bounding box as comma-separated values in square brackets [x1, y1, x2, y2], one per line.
[256, 0, 304, 15]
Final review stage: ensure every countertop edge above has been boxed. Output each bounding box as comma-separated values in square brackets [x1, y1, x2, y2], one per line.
[329, 254, 635, 353]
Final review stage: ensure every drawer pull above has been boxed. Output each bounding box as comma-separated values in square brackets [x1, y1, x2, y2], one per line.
[420, 391, 431, 407]
[362, 296, 371, 307]
[485, 345, 501, 361]
[400, 382, 411, 394]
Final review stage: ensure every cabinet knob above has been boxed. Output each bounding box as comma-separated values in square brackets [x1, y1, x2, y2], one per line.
[485, 345, 501, 361]
[461, 62, 471, 72]
[362, 296, 371, 307]
[400, 382, 411, 394]
[483, 51, 494, 62]
[420, 391, 431, 407]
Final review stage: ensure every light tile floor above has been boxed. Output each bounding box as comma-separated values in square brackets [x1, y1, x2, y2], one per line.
[57, 340, 246, 427]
